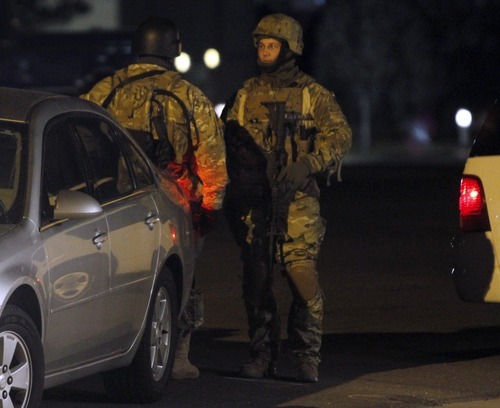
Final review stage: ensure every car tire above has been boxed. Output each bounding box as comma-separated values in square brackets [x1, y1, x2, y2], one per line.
[103, 270, 179, 403]
[0, 305, 44, 408]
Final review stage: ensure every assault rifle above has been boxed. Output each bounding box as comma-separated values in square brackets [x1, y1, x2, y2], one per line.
[262, 100, 289, 273]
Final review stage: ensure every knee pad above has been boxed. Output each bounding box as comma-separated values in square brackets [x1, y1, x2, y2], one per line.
[286, 260, 320, 303]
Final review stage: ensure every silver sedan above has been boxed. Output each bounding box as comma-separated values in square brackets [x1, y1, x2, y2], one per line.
[0, 87, 195, 407]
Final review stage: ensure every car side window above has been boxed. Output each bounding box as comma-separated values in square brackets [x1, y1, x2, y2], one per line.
[42, 120, 88, 222]
[71, 116, 134, 203]
[119, 134, 155, 190]
[0, 123, 27, 225]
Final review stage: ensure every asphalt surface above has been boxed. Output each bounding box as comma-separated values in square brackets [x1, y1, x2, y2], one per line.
[41, 143, 500, 407]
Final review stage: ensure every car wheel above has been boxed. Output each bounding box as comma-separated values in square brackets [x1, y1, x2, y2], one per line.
[104, 270, 179, 402]
[0, 305, 44, 408]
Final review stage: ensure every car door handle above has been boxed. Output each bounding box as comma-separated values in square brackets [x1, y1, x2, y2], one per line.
[92, 232, 108, 250]
[145, 213, 160, 231]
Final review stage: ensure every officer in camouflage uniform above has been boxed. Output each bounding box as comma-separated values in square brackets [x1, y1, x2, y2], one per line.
[82, 17, 228, 380]
[223, 13, 352, 382]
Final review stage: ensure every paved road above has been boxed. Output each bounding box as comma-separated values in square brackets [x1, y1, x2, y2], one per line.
[42, 161, 500, 407]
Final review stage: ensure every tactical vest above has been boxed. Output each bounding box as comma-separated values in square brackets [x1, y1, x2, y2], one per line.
[235, 82, 344, 185]
[102, 70, 197, 168]
[236, 85, 315, 164]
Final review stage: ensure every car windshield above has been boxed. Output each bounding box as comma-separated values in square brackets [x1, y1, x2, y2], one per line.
[0, 121, 27, 224]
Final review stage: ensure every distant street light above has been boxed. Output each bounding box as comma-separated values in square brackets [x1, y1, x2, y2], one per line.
[175, 52, 191, 73]
[203, 48, 220, 69]
[455, 108, 472, 146]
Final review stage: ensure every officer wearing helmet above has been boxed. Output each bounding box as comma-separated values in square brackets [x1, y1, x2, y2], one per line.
[82, 17, 228, 380]
[223, 13, 352, 382]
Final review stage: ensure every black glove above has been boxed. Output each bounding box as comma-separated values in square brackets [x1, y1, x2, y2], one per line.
[191, 203, 217, 238]
[277, 159, 312, 200]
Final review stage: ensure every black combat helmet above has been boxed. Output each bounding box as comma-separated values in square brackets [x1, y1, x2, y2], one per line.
[132, 17, 181, 59]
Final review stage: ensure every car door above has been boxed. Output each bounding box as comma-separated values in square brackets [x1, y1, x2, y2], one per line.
[40, 117, 112, 373]
[71, 116, 161, 346]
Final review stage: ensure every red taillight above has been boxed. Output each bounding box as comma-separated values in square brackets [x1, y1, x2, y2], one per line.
[459, 175, 491, 231]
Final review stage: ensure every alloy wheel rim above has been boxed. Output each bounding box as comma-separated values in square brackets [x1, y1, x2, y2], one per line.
[150, 286, 172, 381]
[0, 331, 31, 408]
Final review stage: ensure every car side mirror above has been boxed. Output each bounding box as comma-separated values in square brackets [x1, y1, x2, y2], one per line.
[54, 190, 103, 220]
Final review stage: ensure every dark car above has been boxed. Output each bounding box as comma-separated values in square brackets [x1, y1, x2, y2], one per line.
[0, 87, 195, 406]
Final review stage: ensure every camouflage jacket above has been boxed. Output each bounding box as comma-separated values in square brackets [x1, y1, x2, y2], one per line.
[225, 70, 352, 179]
[82, 63, 228, 210]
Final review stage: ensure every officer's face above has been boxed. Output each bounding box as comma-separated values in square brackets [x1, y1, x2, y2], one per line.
[257, 38, 281, 65]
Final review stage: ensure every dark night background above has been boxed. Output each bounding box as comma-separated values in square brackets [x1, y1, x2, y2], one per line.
[1, 0, 499, 151]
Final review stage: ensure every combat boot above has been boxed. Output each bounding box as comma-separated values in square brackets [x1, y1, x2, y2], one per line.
[239, 357, 277, 379]
[296, 361, 318, 383]
[172, 333, 199, 379]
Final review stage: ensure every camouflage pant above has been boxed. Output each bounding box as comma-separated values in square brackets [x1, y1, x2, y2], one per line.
[178, 235, 206, 338]
[282, 192, 326, 263]
[225, 191, 326, 365]
[178, 288, 204, 337]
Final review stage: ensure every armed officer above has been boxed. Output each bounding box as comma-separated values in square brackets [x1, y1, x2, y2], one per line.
[82, 17, 228, 380]
[223, 13, 352, 382]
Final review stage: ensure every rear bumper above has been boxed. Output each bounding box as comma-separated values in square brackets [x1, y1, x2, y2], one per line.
[451, 232, 500, 302]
